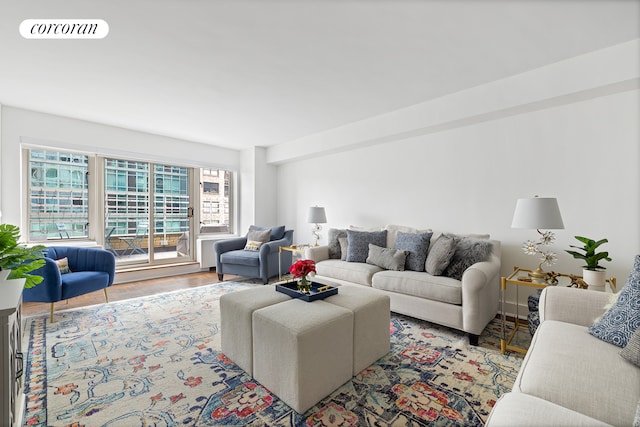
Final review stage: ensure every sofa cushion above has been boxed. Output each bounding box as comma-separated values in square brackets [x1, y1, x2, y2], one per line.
[220, 249, 260, 267]
[328, 228, 347, 259]
[620, 327, 640, 367]
[346, 229, 387, 263]
[395, 231, 432, 272]
[366, 244, 408, 271]
[316, 259, 382, 286]
[425, 234, 456, 275]
[589, 256, 640, 347]
[514, 320, 640, 426]
[486, 393, 610, 427]
[372, 270, 462, 305]
[443, 236, 493, 280]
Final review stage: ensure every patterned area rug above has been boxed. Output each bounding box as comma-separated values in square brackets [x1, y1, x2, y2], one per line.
[22, 281, 523, 426]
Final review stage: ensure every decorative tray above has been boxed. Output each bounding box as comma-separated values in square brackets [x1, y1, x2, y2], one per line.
[275, 281, 338, 302]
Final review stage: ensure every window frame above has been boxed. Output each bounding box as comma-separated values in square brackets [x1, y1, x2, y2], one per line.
[22, 146, 236, 251]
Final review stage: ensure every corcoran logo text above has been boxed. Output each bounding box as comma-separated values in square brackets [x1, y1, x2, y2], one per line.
[20, 19, 109, 39]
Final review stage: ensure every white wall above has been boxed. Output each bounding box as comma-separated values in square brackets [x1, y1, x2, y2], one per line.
[238, 146, 278, 235]
[0, 106, 241, 227]
[274, 41, 640, 287]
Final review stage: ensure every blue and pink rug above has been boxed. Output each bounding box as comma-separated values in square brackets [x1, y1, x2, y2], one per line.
[22, 281, 523, 426]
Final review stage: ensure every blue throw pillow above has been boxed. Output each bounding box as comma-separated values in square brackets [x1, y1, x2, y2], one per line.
[346, 229, 387, 263]
[395, 231, 433, 272]
[589, 255, 640, 347]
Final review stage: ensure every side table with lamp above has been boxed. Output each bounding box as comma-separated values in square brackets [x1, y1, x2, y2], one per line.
[500, 266, 616, 354]
[503, 195, 564, 354]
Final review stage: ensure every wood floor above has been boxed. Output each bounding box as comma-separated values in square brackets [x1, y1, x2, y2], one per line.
[21, 270, 244, 318]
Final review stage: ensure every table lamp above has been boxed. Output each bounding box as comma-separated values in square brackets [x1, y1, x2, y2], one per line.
[511, 196, 564, 281]
[306, 206, 327, 246]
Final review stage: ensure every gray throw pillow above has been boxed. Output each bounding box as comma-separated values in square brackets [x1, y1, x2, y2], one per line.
[366, 244, 408, 271]
[346, 229, 387, 263]
[443, 236, 494, 281]
[246, 227, 271, 243]
[248, 225, 285, 241]
[620, 327, 640, 367]
[338, 237, 349, 261]
[396, 231, 433, 272]
[590, 255, 640, 348]
[425, 234, 456, 276]
[328, 228, 347, 259]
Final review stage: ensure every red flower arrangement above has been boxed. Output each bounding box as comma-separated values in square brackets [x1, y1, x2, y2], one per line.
[289, 259, 316, 279]
[289, 259, 316, 293]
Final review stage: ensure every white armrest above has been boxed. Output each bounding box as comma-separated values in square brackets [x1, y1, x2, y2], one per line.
[461, 244, 502, 335]
[539, 286, 616, 327]
[305, 245, 329, 262]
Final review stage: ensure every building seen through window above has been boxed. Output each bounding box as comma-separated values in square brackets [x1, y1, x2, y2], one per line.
[26, 149, 233, 256]
[28, 149, 89, 240]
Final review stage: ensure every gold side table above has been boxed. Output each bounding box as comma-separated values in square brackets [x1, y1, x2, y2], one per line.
[278, 245, 310, 281]
[500, 266, 616, 355]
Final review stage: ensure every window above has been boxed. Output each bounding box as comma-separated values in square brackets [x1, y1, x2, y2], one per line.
[28, 149, 89, 240]
[25, 148, 235, 261]
[199, 168, 230, 234]
[203, 182, 219, 194]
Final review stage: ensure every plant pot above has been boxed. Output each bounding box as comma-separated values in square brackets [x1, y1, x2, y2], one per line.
[0, 269, 11, 282]
[583, 269, 606, 291]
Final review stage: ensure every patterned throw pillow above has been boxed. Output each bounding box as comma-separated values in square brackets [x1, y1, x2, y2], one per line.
[443, 236, 493, 281]
[244, 241, 263, 252]
[346, 229, 387, 263]
[620, 327, 640, 367]
[589, 255, 640, 347]
[395, 231, 433, 272]
[55, 257, 71, 274]
[366, 244, 408, 271]
[425, 234, 457, 276]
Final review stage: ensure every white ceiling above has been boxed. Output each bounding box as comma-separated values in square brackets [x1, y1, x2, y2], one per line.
[0, 1, 638, 150]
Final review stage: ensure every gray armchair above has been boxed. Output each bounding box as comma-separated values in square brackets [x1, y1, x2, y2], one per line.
[214, 226, 294, 284]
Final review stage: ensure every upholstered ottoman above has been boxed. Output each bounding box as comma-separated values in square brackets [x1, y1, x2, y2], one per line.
[220, 286, 290, 375]
[324, 284, 390, 375]
[252, 299, 354, 414]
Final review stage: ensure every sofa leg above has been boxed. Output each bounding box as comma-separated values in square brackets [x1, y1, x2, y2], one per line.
[104, 288, 109, 303]
[217, 273, 223, 281]
[468, 334, 479, 346]
[50, 303, 55, 323]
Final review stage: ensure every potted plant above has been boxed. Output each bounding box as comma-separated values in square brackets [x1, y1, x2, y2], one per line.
[0, 223, 46, 288]
[565, 235, 612, 290]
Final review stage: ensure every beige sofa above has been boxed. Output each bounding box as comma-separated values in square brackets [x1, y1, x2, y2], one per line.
[486, 286, 640, 426]
[305, 225, 501, 345]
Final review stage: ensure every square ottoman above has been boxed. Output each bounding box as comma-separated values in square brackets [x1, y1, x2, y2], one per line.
[324, 284, 390, 375]
[220, 285, 290, 375]
[252, 299, 354, 414]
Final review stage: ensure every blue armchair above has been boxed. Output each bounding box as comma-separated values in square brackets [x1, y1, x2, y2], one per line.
[23, 246, 116, 322]
[214, 226, 294, 284]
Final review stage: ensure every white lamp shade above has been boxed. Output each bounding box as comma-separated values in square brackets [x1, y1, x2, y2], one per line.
[306, 206, 327, 224]
[511, 197, 564, 230]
